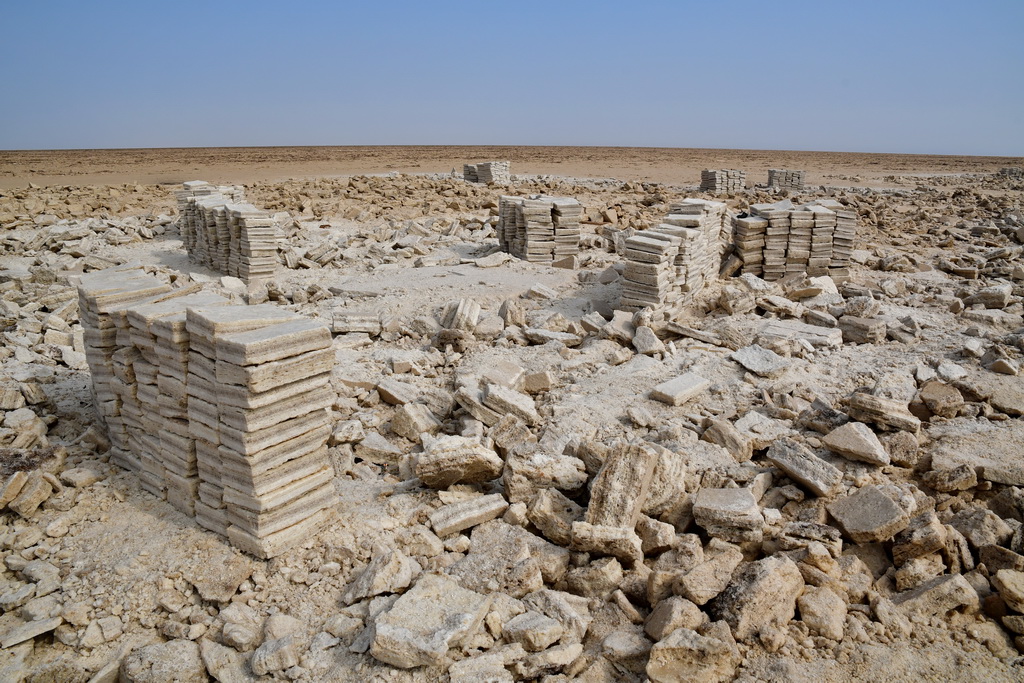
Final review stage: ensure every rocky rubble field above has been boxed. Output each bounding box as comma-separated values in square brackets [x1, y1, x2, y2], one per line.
[1, 169, 1024, 682]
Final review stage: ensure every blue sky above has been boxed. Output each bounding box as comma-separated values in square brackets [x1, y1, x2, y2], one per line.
[1, 0, 1022, 155]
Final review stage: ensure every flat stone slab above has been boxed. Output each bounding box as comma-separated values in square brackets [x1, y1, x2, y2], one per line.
[371, 574, 491, 668]
[766, 438, 842, 497]
[650, 373, 710, 406]
[827, 485, 910, 543]
[822, 422, 889, 466]
[729, 344, 789, 378]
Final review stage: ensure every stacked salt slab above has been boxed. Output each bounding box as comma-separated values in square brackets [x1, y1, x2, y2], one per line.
[700, 169, 745, 193]
[813, 198, 855, 276]
[767, 169, 806, 191]
[746, 199, 856, 280]
[619, 233, 681, 311]
[78, 266, 174, 471]
[475, 161, 511, 184]
[180, 191, 281, 283]
[751, 199, 794, 281]
[731, 214, 769, 276]
[126, 291, 230, 513]
[174, 181, 244, 236]
[79, 267, 338, 558]
[656, 200, 728, 292]
[463, 165, 479, 182]
[496, 195, 582, 263]
[191, 305, 337, 558]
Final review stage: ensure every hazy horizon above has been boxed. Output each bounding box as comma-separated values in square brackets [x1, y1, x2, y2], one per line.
[2, 1, 1022, 156]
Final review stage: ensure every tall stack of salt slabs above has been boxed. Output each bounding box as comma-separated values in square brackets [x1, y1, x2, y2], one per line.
[126, 292, 230, 515]
[496, 196, 520, 254]
[751, 199, 794, 281]
[619, 232, 681, 311]
[806, 203, 837, 276]
[731, 214, 769, 276]
[213, 315, 337, 558]
[520, 198, 556, 262]
[551, 198, 582, 259]
[184, 305, 298, 536]
[232, 205, 280, 281]
[78, 267, 172, 471]
[463, 165, 479, 182]
[786, 207, 814, 276]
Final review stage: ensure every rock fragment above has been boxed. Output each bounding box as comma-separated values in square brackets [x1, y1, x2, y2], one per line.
[827, 485, 910, 543]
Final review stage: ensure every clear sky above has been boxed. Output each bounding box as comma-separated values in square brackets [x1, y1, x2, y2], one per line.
[1, 0, 1022, 155]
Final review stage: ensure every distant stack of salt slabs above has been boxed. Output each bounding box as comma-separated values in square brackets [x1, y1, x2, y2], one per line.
[620, 232, 681, 311]
[731, 214, 769, 276]
[767, 169, 806, 191]
[463, 165, 479, 182]
[476, 161, 511, 184]
[750, 199, 794, 281]
[174, 182, 244, 236]
[212, 312, 337, 558]
[181, 194, 281, 283]
[77, 267, 172, 471]
[700, 169, 745, 193]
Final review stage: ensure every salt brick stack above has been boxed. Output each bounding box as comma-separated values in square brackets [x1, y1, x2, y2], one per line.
[743, 199, 856, 280]
[656, 199, 728, 292]
[179, 187, 281, 283]
[620, 233, 681, 310]
[700, 169, 745, 193]
[174, 181, 244, 235]
[78, 267, 338, 558]
[496, 195, 581, 263]
[463, 165, 479, 183]
[475, 161, 511, 184]
[767, 169, 806, 191]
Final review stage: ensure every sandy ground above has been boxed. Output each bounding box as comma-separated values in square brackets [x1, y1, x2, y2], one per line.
[2, 146, 1024, 190]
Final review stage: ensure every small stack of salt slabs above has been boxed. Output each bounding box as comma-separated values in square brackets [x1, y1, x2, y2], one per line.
[767, 169, 805, 191]
[477, 161, 511, 184]
[751, 199, 794, 281]
[519, 197, 556, 263]
[551, 197, 582, 258]
[786, 208, 814, 276]
[620, 232, 681, 311]
[496, 196, 521, 253]
[731, 214, 769, 276]
[77, 267, 172, 471]
[700, 169, 745, 193]
[463, 164, 479, 182]
[805, 203, 837, 276]
[126, 291, 229, 515]
[213, 312, 337, 558]
[234, 205, 280, 282]
[184, 305, 298, 536]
